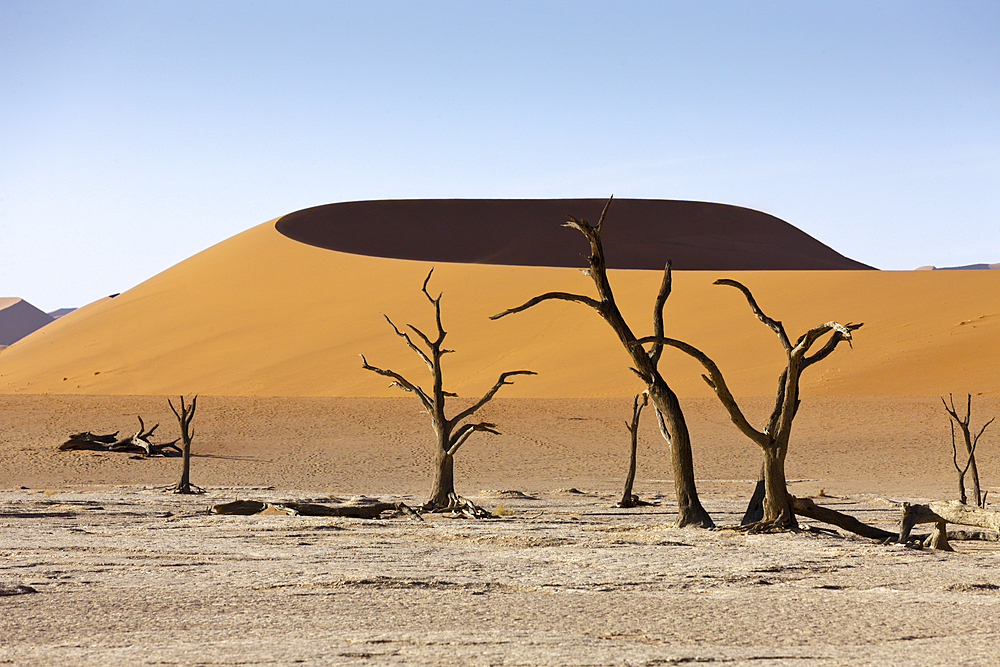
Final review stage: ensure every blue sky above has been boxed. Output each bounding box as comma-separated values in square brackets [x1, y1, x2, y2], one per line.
[2, 1, 998, 311]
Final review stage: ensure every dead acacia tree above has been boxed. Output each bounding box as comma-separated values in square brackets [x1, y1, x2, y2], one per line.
[492, 197, 713, 528]
[632, 279, 861, 530]
[361, 270, 535, 513]
[166, 395, 202, 494]
[942, 393, 993, 508]
[618, 392, 650, 508]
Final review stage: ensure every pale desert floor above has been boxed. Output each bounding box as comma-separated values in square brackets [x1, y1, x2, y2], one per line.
[3, 395, 1000, 666]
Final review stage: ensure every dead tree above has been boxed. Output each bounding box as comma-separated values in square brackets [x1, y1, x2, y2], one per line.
[942, 393, 993, 507]
[618, 392, 650, 508]
[166, 395, 202, 494]
[361, 270, 535, 513]
[899, 500, 1000, 550]
[632, 279, 860, 530]
[60, 419, 180, 456]
[492, 196, 713, 528]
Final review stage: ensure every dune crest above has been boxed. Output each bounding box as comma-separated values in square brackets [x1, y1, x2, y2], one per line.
[276, 198, 874, 271]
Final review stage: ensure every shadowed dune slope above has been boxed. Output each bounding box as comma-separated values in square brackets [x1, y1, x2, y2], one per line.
[0, 298, 54, 346]
[0, 205, 995, 398]
[276, 199, 874, 270]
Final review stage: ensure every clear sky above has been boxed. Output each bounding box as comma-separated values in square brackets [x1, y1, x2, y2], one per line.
[2, 1, 998, 311]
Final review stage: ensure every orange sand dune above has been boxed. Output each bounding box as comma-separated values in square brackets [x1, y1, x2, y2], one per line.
[0, 203, 996, 398]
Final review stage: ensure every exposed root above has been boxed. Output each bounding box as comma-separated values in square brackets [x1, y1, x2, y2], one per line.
[737, 506, 798, 534]
[422, 493, 493, 519]
[164, 482, 205, 495]
[615, 494, 656, 508]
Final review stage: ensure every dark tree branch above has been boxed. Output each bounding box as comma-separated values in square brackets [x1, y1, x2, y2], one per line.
[790, 321, 858, 361]
[448, 422, 501, 456]
[632, 335, 765, 447]
[382, 314, 434, 372]
[420, 267, 446, 346]
[490, 292, 602, 320]
[360, 354, 433, 411]
[648, 261, 672, 368]
[450, 370, 537, 427]
[714, 278, 792, 351]
[801, 323, 864, 370]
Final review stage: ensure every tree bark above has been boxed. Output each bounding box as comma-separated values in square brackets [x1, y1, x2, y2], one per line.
[791, 496, 897, 541]
[761, 444, 795, 528]
[428, 447, 455, 508]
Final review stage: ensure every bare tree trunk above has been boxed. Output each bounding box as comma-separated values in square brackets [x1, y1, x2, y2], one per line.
[168, 396, 201, 494]
[492, 198, 713, 528]
[741, 468, 765, 525]
[428, 447, 455, 508]
[761, 444, 795, 528]
[618, 392, 647, 508]
[943, 394, 993, 508]
[649, 383, 711, 526]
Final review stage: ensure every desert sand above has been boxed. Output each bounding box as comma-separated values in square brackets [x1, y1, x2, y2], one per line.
[2, 200, 999, 665]
[3, 394, 1000, 666]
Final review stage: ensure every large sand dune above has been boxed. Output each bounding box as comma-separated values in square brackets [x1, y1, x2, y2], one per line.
[0, 199, 996, 397]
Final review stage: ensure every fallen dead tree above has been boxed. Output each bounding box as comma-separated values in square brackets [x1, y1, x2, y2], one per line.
[60, 417, 181, 457]
[211, 499, 422, 520]
[792, 496, 896, 542]
[791, 496, 1000, 550]
[898, 500, 1000, 551]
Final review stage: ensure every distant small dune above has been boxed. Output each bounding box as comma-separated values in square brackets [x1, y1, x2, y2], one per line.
[0, 298, 54, 346]
[916, 263, 999, 271]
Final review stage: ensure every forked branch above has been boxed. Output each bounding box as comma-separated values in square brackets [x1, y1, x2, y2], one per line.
[359, 354, 433, 411]
[450, 370, 538, 426]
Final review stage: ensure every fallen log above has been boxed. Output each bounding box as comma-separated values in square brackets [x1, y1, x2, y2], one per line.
[211, 500, 422, 520]
[793, 496, 1000, 549]
[899, 500, 1000, 545]
[792, 496, 896, 541]
[60, 431, 119, 450]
